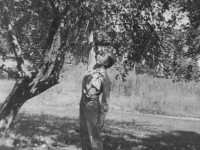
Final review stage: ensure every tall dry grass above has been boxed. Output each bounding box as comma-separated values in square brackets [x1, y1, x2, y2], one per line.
[1, 63, 200, 118]
[109, 67, 200, 118]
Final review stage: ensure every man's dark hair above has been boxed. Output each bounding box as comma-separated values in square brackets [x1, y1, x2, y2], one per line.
[105, 56, 115, 69]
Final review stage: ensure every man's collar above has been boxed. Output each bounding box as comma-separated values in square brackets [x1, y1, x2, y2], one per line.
[85, 67, 106, 76]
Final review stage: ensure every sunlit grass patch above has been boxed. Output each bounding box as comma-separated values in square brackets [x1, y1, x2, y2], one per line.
[0, 79, 15, 94]
[1, 64, 200, 118]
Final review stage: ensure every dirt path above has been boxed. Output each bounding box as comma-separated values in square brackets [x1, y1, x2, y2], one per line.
[21, 103, 200, 133]
[108, 110, 200, 133]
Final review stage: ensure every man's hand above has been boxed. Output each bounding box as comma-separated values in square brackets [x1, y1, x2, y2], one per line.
[96, 118, 105, 130]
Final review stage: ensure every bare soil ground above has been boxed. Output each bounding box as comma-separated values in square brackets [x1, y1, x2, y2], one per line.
[0, 100, 200, 150]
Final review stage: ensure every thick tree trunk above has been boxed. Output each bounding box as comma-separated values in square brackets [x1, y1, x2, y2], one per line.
[0, 43, 66, 133]
[0, 75, 59, 133]
[0, 1, 73, 134]
[0, 79, 30, 132]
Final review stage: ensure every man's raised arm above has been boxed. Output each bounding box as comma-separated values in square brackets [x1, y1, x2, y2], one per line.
[87, 31, 96, 70]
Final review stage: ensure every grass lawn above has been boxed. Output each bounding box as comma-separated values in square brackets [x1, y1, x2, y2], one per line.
[0, 80, 200, 150]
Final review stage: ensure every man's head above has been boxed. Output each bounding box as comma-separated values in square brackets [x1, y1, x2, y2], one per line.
[95, 46, 117, 69]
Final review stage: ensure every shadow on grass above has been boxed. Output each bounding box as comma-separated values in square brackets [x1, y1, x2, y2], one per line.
[0, 113, 199, 150]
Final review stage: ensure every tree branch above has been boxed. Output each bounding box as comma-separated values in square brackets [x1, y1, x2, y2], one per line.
[0, 62, 30, 78]
[49, 22, 70, 77]
[49, 0, 60, 17]
[29, 14, 62, 93]
[2, 6, 31, 78]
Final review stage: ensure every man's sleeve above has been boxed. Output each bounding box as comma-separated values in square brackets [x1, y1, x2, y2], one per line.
[87, 31, 96, 70]
[87, 45, 96, 70]
[100, 77, 111, 121]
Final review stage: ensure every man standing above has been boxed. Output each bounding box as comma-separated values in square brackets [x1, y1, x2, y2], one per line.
[79, 32, 116, 150]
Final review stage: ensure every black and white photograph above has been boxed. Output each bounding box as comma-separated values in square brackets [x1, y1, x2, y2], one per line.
[0, 0, 200, 149]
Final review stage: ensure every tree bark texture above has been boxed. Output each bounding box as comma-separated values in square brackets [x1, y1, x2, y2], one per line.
[0, 2, 67, 133]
